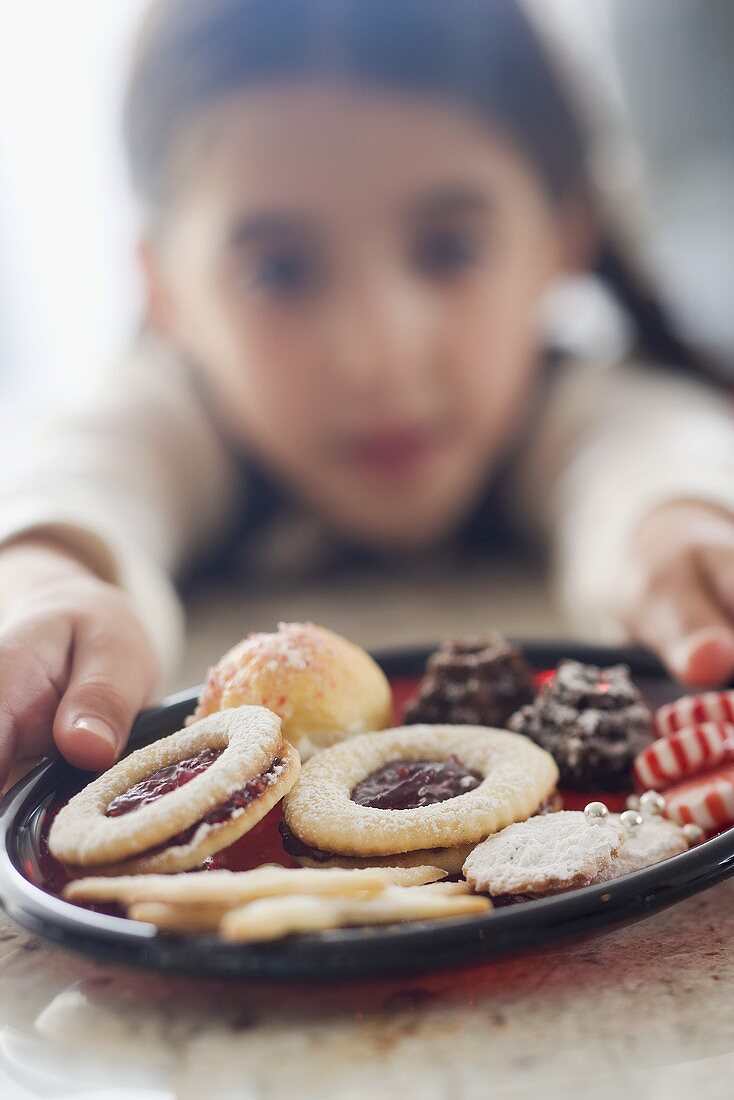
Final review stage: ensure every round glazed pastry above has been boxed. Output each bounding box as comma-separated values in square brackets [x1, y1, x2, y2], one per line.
[509, 660, 652, 789]
[282, 724, 559, 865]
[403, 634, 535, 728]
[192, 622, 392, 759]
[463, 811, 626, 897]
[49, 706, 300, 873]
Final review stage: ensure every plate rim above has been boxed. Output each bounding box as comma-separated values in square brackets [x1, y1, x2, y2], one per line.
[2, 639, 734, 980]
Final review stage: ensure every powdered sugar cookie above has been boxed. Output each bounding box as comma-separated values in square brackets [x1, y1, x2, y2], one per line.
[591, 815, 689, 883]
[463, 811, 625, 896]
[283, 724, 559, 860]
[192, 622, 392, 759]
[49, 706, 298, 870]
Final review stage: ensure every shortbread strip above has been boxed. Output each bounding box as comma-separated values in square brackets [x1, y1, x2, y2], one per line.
[49, 706, 286, 867]
[128, 903, 228, 933]
[86, 743, 300, 875]
[123, 883, 474, 934]
[220, 889, 492, 942]
[63, 863, 447, 905]
[283, 724, 558, 858]
[463, 811, 626, 897]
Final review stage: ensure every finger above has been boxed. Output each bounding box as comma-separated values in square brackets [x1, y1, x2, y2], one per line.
[698, 544, 734, 619]
[629, 565, 734, 688]
[0, 709, 17, 790]
[0, 637, 69, 787]
[53, 624, 158, 772]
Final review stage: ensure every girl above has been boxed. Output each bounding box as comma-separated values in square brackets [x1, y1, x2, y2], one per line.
[2, 0, 734, 786]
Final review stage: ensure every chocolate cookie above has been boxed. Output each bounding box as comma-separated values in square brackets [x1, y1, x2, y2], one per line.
[403, 635, 535, 728]
[508, 660, 653, 789]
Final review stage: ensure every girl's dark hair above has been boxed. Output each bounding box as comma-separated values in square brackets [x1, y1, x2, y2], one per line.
[124, 0, 714, 381]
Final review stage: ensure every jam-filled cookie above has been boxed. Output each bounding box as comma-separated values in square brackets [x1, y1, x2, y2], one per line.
[282, 724, 559, 871]
[463, 810, 626, 898]
[49, 706, 300, 874]
[509, 660, 653, 789]
[404, 634, 535, 728]
[192, 622, 392, 759]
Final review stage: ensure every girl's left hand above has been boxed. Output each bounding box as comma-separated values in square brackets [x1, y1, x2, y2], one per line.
[613, 500, 734, 687]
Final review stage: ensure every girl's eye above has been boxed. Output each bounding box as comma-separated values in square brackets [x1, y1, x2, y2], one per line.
[249, 251, 319, 298]
[413, 229, 481, 278]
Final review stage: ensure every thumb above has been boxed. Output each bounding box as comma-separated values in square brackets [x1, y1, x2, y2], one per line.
[53, 626, 158, 771]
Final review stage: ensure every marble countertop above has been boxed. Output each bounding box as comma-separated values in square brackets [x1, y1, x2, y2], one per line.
[2, 560, 733, 1100]
[2, 882, 734, 1100]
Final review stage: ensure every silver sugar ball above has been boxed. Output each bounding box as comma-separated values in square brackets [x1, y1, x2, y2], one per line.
[621, 809, 644, 833]
[584, 801, 609, 824]
[639, 790, 666, 817]
[625, 794, 640, 812]
[682, 823, 704, 844]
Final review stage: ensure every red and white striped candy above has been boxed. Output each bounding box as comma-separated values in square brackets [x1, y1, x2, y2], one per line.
[655, 691, 734, 737]
[664, 764, 734, 831]
[633, 722, 734, 790]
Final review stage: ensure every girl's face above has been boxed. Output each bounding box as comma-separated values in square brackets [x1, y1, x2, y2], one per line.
[147, 82, 577, 549]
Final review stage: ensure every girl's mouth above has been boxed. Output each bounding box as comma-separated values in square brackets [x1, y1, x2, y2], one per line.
[341, 429, 447, 479]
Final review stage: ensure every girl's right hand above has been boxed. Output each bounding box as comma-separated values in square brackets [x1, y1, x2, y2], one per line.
[0, 538, 159, 788]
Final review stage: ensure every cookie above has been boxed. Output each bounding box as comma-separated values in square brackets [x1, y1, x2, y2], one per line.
[633, 722, 734, 790]
[66, 867, 479, 938]
[49, 707, 299, 871]
[403, 635, 535, 728]
[509, 660, 652, 789]
[280, 788, 562, 873]
[463, 810, 625, 896]
[282, 724, 559, 860]
[63, 864, 446, 905]
[591, 814, 689, 883]
[279, 825, 476, 874]
[192, 622, 392, 759]
[655, 691, 734, 737]
[219, 887, 491, 943]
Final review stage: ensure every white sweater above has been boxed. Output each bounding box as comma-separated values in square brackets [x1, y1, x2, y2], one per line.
[2, 337, 733, 679]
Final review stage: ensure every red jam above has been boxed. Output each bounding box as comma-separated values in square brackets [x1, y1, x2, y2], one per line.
[351, 756, 482, 811]
[105, 748, 224, 817]
[140, 759, 283, 855]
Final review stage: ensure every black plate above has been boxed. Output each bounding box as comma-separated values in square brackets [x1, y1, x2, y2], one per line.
[2, 641, 734, 981]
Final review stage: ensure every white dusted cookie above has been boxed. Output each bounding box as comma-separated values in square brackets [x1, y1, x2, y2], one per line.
[591, 814, 689, 883]
[463, 810, 625, 897]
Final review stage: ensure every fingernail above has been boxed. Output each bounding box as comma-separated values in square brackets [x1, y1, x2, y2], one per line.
[72, 716, 118, 753]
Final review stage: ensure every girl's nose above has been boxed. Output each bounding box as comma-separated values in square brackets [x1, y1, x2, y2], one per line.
[326, 280, 436, 403]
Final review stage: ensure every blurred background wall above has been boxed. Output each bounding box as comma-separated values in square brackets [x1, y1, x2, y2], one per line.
[0, 1, 147, 408]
